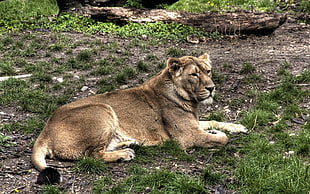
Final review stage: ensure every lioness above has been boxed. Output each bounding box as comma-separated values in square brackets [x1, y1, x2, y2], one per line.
[32, 53, 247, 184]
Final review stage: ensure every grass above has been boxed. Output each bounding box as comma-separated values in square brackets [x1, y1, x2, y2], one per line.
[201, 168, 223, 185]
[236, 133, 310, 193]
[234, 65, 310, 193]
[73, 157, 109, 174]
[167, 0, 310, 13]
[165, 46, 186, 57]
[115, 67, 137, 84]
[0, 0, 58, 19]
[1, 0, 309, 36]
[0, 133, 16, 149]
[240, 62, 256, 74]
[39, 185, 64, 194]
[201, 112, 225, 122]
[0, 0, 217, 41]
[300, 0, 310, 13]
[132, 140, 194, 163]
[93, 169, 207, 193]
[136, 60, 151, 72]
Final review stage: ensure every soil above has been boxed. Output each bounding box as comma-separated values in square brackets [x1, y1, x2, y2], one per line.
[0, 19, 309, 193]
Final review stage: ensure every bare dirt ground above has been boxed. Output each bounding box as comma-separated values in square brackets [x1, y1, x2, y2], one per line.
[0, 19, 309, 193]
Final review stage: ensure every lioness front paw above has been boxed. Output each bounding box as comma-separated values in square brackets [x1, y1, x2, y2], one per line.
[225, 123, 248, 133]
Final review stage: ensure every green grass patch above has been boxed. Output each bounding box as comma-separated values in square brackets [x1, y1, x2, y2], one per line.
[93, 169, 206, 194]
[90, 65, 114, 76]
[234, 65, 310, 193]
[116, 21, 219, 40]
[2, 80, 52, 113]
[38, 185, 64, 194]
[236, 134, 310, 193]
[240, 109, 276, 131]
[97, 78, 117, 93]
[201, 168, 223, 185]
[243, 73, 261, 83]
[115, 67, 137, 84]
[165, 46, 186, 57]
[0, 62, 15, 76]
[1, 0, 222, 41]
[211, 71, 226, 84]
[295, 123, 310, 156]
[0, 0, 58, 20]
[295, 68, 310, 83]
[240, 63, 256, 74]
[0, 0, 221, 41]
[2, 117, 46, 134]
[229, 98, 245, 109]
[0, 77, 70, 123]
[133, 140, 193, 163]
[299, 0, 310, 13]
[92, 176, 114, 193]
[201, 111, 225, 122]
[127, 165, 148, 175]
[0, 9, 218, 41]
[167, 0, 310, 13]
[73, 156, 109, 174]
[136, 60, 151, 72]
[0, 133, 16, 148]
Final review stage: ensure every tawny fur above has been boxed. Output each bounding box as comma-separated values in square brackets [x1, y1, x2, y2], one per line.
[32, 53, 247, 172]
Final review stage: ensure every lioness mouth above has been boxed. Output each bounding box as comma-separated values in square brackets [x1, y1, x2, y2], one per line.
[201, 96, 213, 105]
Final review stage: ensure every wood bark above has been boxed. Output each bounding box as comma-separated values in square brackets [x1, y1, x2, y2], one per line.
[81, 7, 287, 35]
[56, 0, 84, 14]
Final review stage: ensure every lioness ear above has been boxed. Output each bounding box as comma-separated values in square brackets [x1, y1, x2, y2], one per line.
[167, 58, 183, 77]
[198, 53, 212, 68]
[198, 53, 211, 62]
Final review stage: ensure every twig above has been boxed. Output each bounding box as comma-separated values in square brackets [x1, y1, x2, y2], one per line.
[0, 74, 32, 81]
[251, 115, 258, 131]
[228, 136, 242, 143]
[295, 83, 310, 87]
[206, 152, 214, 163]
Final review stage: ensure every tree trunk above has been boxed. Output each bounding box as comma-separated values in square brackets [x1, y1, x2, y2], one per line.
[56, 0, 84, 14]
[81, 7, 287, 35]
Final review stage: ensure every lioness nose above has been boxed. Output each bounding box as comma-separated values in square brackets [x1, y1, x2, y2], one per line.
[206, 86, 214, 93]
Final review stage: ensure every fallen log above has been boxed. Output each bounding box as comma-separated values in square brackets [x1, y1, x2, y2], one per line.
[82, 7, 287, 35]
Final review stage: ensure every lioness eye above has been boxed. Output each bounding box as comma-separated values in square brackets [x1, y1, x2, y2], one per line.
[206, 70, 211, 74]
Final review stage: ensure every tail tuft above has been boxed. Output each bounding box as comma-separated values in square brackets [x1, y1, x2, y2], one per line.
[36, 167, 61, 185]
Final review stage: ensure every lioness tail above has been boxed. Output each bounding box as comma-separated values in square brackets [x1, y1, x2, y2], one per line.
[32, 145, 61, 184]
[36, 167, 61, 185]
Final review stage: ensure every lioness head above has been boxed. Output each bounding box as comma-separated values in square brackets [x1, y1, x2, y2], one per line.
[167, 53, 215, 104]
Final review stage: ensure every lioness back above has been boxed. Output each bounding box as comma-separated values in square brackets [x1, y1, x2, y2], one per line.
[72, 84, 170, 146]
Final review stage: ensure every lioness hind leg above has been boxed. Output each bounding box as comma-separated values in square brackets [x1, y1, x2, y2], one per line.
[94, 148, 135, 162]
[199, 120, 248, 133]
[106, 131, 139, 151]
